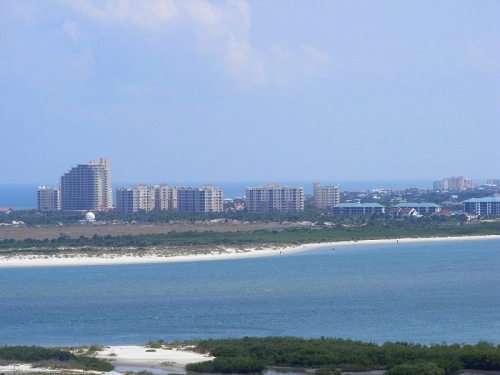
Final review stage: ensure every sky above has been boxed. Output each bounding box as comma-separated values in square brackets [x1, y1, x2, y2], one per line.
[1, 0, 499, 186]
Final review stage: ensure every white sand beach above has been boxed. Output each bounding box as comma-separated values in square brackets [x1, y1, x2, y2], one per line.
[2, 345, 498, 375]
[0, 345, 213, 374]
[98, 345, 214, 372]
[0, 235, 498, 268]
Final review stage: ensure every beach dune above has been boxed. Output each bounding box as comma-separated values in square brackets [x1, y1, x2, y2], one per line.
[0, 235, 499, 268]
[98, 345, 214, 372]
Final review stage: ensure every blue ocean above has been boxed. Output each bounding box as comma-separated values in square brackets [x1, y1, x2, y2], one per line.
[1, 238, 499, 347]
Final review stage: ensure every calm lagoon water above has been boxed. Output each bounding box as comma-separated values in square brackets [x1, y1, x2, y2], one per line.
[0, 238, 499, 346]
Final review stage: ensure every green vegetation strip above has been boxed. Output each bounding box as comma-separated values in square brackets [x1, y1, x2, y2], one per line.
[185, 337, 500, 375]
[1, 220, 499, 255]
[0, 346, 113, 372]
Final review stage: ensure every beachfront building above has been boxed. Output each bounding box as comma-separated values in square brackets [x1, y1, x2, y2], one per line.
[313, 182, 340, 210]
[462, 197, 500, 216]
[151, 184, 178, 210]
[391, 202, 441, 215]
[177, 184, 223, 213]
[433, 176, 475, 191]
[37, 186, 61, 211]
[116, 184, 180, 212]
[116, 184, 152, 213]
[60, 158, 112, 211]
[332, 202, 385, 215]
[246, 184, 304, 213]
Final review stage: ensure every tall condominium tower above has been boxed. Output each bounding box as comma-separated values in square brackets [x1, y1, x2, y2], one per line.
[116, 184, 179, 213]
[433, 176, 475, 191]
[177, 184, 223, 213]
[151, 184, 178, 210]
[246, 184, 304, 213]
[115, 184, 152, 213]
[60, 157, 112, 211]
[37, 186, 61, 211]
[313, 182, 340, 210]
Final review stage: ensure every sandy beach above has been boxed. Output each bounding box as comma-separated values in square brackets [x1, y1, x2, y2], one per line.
[98, 345, 214, 372]
[0, 345, 213, 374]
[2, 344, 500, 375]
[0, 235, 498, 268]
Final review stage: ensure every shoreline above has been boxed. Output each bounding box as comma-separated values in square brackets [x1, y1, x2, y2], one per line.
[0, 345, 213, 374]
[0, 234, 499, 268]
[2, 344, 500, 375]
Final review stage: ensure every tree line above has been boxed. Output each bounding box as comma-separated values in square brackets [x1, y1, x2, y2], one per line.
[185, 336, 500, 375]
[0, 220, 499, 253]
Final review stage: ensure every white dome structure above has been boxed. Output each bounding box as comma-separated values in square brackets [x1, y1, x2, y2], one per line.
[85, 212, 96, 221]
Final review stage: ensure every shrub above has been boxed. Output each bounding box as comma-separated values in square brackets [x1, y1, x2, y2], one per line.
[186, 357, 265, 373]
[386, 361, 444, 375]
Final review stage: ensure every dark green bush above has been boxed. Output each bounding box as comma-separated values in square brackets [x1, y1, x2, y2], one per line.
[386, 361, 444, 375]
[185, 357, 265, 373]
[188, 337, 500, 374]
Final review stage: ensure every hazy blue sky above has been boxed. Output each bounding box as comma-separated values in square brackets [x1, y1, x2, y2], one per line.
[1, 1, 498, 185]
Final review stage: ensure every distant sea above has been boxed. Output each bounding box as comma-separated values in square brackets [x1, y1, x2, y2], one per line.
[1, 238, 499, 346]
[0, 180, 435, 210]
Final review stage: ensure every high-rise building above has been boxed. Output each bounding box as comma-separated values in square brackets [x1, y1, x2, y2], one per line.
[177, 184, 223, 213]
[60, 157, 112, 211]
[433, 176, 475, 191]
[116, 184, 152, 212]
[246, 184, 304, 213]
[37, 186, 61, 211]
[115, 187, 137, 213]
[313, 182, 340, 210]
[151, 184, 178, 210]
[116, 184, 180, 212]
[487, 179, 500, 188]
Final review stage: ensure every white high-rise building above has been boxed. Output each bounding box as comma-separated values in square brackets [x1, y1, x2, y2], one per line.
[60, 158, 112, 211]
[313, 182, 340, 210]
[246, 184, 304, 213]
[37, 186, 61, 211]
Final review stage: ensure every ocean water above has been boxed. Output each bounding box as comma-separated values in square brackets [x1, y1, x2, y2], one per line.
[1, 238, 499, 347]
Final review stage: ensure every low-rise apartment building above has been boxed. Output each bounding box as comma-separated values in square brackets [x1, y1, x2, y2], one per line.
[462, 197, 500, 216]
[391, 202, 441, 215]
[332, 203, 385, 215]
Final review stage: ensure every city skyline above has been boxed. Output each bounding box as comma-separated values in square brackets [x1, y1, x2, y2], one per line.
[1, 1, 499, 184]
